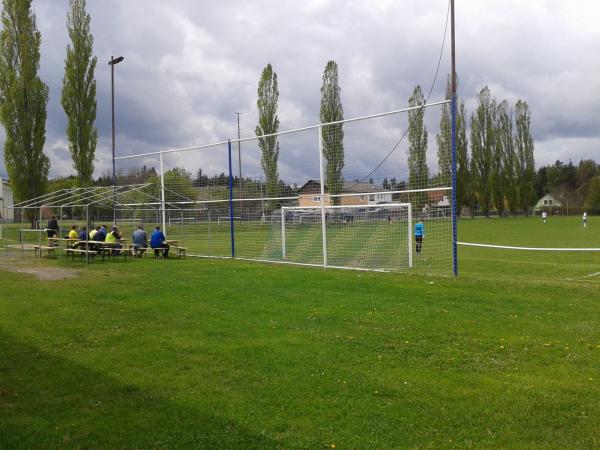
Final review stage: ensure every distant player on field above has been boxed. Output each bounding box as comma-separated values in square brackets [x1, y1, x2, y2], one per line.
[583, 210, 587, 228]
[414, 219, 424, 255]
[542, 211, 547, 224]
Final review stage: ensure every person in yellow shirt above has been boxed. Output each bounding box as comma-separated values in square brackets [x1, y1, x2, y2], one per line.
[105, 226, 123, 256]
[68, 225, 79, 248]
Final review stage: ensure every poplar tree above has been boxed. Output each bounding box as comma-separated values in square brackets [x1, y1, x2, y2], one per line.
[320, 60, 344, 205]
[408, 86, 428, 209]
[470, 87, 494, 216]
[515, 100, 535, 213]
[255, 63, 280, 207]
[489, 99, 505, 216]
[436, 76, 451, 183]
[0, 0, 49, 218]
[497, 100, 518, 213]
[62, 0, 97, 186]
[456, 100, 470, 213]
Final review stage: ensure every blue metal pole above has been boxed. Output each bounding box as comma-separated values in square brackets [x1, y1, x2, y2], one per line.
[450, 0, 458, 277]
[451, 95, 458, 277]
[227, 140, 235, 258]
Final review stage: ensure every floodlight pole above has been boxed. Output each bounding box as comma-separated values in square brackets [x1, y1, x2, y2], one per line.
[109, 55, 124, 225]
[450, 0, 458, 277]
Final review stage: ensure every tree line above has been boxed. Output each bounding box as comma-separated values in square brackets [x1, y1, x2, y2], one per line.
[534, 159, 600, 210]
[0, 0, 96, 221]
[6, 0, 593, 220]
[434, 81, 536, 216]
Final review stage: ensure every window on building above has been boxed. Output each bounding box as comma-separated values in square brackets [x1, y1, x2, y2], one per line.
[369, 195, 374, 201]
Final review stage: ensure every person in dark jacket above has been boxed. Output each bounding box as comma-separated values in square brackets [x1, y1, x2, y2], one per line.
[95, 225, 107, 242]
[46, 216, 60, 238]
[150, 226, 169, 259]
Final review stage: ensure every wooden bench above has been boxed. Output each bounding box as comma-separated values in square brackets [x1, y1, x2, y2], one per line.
[174, 247, 186, 259]
[100, 246, 133, 262]
[64, 248, 96, 261]
[34, 245, 58, 259]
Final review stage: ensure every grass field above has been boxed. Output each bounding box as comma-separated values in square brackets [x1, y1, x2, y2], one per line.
[0, 216, 599, 448]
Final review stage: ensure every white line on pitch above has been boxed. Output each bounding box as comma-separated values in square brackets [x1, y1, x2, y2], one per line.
[583, 271, 600, 278]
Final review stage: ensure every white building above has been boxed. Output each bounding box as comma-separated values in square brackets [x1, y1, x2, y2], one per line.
[1, 179, 14, 221]
[534, 193, 562, 212]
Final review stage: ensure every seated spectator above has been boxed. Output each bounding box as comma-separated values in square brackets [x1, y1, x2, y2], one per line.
[132, 225, 148, 257]
[89, 226, 99, 241]
[150, 226, 169, 259]
[78, 226, 88, 249]
[88, 226, 100, 251]
[95, 225, 107, 242]
[68, 225, 79, 248]
[105, 226, 123, 256]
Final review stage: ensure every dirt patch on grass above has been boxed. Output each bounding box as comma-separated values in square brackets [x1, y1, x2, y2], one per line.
[0, 258, 78, 281]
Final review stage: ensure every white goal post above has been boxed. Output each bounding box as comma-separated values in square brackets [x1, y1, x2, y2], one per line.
[281, 203, 413, 269]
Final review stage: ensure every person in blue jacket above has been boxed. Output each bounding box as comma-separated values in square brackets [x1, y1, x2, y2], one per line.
[414, 219, 425, 255]
[150, 226, 169, 259]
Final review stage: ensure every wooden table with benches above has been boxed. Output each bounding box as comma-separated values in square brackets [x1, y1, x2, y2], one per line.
[166, 240, 186, 259]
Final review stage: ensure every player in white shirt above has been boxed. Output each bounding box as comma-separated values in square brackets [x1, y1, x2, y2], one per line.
[542, 211, 547, 224]
[583, 211, 587, 228]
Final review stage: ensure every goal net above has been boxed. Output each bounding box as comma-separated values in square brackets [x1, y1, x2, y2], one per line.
[279, 203, 412, 271]
[113, 99, 454, 274]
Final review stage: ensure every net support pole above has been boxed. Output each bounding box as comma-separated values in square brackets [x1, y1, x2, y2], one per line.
[85, 205, 89, 264]
[408, 203, 413, 268]
[450, 0, 458, 277]
[159, 151, 167, 236]
[317, 125, 328, 269]
[281, 207, 286, 259]
[228, 139, 235, 258]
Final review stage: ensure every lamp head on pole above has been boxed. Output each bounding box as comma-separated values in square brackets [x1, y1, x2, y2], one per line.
[109, 56, 124, 65]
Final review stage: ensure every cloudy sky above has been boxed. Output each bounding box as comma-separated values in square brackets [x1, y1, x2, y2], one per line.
[0, 0, 599, 184]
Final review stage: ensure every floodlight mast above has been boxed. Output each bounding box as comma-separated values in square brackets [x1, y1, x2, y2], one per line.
[109, 55, 124, 224]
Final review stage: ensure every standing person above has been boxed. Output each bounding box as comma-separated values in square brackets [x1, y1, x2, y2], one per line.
[414, 219, 425, 255]
[542, 211, 547, 224]
[150, 226, 169, 259]
[132, 225, 148, 257]
[46, 215, 60, 238]
[583, 210, 588, 228]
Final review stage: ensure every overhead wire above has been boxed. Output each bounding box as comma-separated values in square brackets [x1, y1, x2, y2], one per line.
[347, 0, 451, 188]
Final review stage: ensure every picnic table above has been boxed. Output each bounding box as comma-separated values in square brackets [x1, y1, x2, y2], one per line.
[166, 240, 186, 258]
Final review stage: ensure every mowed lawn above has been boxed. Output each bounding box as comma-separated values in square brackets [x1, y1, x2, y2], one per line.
[0, 217, 599, 449]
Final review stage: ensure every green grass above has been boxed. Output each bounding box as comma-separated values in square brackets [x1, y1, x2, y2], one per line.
[0, 217, 599, 448]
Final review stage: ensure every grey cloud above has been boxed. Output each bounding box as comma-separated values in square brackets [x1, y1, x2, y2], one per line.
[0, 0, 599, 181]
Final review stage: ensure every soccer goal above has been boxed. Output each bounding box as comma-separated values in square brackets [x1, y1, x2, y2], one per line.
[280, 203, 413, 271]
